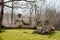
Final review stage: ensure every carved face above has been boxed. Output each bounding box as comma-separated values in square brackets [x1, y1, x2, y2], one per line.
[18, 14, 22, 18]
[44, 20, 49, 25]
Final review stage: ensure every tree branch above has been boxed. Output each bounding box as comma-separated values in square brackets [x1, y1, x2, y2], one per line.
[0, 1, 12, 5]
[4, 4, 21, 8]
[4, 4, 12, 8]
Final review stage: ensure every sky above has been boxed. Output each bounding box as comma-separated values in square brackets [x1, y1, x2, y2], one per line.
[4, 0, 60, 15]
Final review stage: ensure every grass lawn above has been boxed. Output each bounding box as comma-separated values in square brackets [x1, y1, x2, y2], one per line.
[0, 29, 60, 40]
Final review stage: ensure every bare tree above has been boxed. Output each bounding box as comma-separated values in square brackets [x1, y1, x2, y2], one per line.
[0, 0, 4, 32]
[11, 0, 14, 25]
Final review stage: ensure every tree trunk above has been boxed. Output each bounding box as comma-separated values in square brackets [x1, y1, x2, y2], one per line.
[0, 0, 4, 31]
[11, 0, 13, 26]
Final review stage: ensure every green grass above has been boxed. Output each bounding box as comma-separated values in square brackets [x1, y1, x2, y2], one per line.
[0, 29, 60, 40]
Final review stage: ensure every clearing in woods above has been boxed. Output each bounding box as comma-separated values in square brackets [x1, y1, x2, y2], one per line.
[0, 29, 60, 40]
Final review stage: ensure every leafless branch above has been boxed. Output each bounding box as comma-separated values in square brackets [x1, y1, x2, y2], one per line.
[0, 1, 12, 5]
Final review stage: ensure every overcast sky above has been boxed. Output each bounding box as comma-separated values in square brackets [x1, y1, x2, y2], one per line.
[4, 0, 60, 15]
